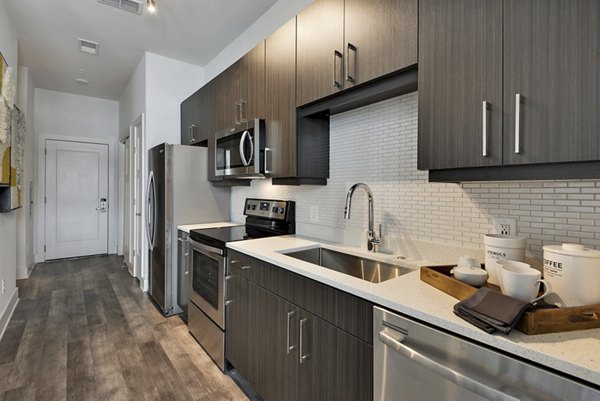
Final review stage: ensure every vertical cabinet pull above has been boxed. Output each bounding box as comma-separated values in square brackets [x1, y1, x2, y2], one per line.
[332, 50, 343, 88]
[286, 311, 296, 354]
[240, 99, 247, 123]
[264, 147, 272, 175]
[515, 94, 523, 154]
[299, 318, 309, 364]
[189, 125, 197, 143]
[345, 43, 357, 83]
[235, 101, 242, 125]
[482, 101, 489, 157]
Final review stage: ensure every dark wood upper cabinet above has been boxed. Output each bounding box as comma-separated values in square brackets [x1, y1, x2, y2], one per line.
[296, 0, 345, 107]
[502, 0, 600, 165]
[180, 89, 202, 145]
[419, 0, 600, 176]
[297, 0, 417, 107]
[240, 41, 266, 124]
[265, 18, 298, 178]
[418, 0, 503, 170]
[344, 0, 417, 88]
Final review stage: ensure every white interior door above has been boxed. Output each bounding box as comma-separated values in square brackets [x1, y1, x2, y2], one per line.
[133, 118, 144, 281]
[45, 139, 109, 260]
[123, 136, 132, 273]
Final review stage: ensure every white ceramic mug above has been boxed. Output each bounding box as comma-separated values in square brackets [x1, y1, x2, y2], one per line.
[500, 262, 551, 303]
[484, 234, 526, 286]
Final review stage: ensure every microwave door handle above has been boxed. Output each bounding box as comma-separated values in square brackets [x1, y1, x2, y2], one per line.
[378, 330, 520, 401]
[238, 130, 253, 167]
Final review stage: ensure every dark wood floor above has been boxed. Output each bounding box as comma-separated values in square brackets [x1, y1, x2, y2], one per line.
[0, 255, 247, 401]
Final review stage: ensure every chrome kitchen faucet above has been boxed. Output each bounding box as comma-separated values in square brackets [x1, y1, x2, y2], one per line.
[344, 183, 380, 252]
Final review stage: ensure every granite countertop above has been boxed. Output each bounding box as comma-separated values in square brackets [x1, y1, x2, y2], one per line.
[227, 235, 600, 386]
[177, 221, 242, 233]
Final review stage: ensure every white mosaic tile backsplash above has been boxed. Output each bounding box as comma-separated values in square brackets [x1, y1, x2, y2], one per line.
[231, 92, 600, 261]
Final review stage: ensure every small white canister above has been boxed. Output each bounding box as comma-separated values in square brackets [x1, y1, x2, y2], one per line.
[543, 244, 600, 307]
[484, 234, 527, 285]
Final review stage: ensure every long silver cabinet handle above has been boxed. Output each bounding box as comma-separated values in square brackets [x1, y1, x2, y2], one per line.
[286, 311, 296, 354]
[241, 265, 251, 270]
[482, 101, 489, 157]
[345, 42, 357, 83]
[378, 330, 520, 401]
[332, 50, 342, 88]
[299, 318, 309, 364]
[264, 147, 272, 175]
[515, 94, 522, 154]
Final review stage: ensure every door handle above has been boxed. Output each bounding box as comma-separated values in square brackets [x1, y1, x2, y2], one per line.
[299, 318, 309, 364]
[240, 99, 247, 123]
[482, 101, 490, 157]
[264, 147, 272, 175]
[286, 311, 296, 354]
[238, 130, 254, 167]
[378, 330, 519, 401]
[332, 50, 343, 88]
[345, 42, 357, 83]
[514, 94, 523, 154]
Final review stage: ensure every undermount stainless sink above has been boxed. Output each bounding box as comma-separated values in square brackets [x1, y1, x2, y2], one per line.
[282, 247, 414, 283]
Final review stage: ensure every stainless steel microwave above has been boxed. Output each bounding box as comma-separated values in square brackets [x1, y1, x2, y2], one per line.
[213, 119, 268, 179]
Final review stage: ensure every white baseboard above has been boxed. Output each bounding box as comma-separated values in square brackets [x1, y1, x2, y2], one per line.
[16, 266, 30, 280]
[142, 278, 149, 292]
[0, 288, 19, 342]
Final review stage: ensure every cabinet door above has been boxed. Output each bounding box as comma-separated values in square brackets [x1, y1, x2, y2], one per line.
[297, 312, 373, 401]
[240, 42, 265, 123]
[503, 0, 600, 165]
[214, 63, 240, 132]
[296, 0, 344, 106]
[196, 80, 216, 144]
[225, 275, 254, 381]
[417, 0, 503, 170]
[251, 282, 298, 401]
[180, 91, 201, 145]
[344, 0, 417, 88]
[265, 18, 298, 178]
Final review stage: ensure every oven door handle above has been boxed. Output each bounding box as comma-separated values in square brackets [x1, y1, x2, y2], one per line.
[239, 130, 254, 167]
[188, 238, 224, 256]
[378, 330, 520, 401]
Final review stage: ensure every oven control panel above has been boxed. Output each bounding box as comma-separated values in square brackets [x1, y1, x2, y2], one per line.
[244, 198, 293, 221]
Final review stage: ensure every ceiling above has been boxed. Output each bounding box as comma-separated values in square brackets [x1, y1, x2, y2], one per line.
[5, 0, 279, 100]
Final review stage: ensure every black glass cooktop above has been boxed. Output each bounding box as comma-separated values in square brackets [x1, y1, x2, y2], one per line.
[189, 225, 247, 248]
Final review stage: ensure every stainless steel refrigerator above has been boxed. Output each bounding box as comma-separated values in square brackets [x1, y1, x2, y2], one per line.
[147, 143, 230, 316]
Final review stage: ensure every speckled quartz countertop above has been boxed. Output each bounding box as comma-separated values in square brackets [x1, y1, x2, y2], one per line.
[177, 221, 241, 233]
[227, 235, 600, 386]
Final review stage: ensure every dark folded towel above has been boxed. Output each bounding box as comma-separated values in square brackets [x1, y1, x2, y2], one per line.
[453, 288, 535, 334]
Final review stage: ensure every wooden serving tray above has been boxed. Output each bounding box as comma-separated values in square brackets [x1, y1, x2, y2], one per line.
[421, 265, 600, 335]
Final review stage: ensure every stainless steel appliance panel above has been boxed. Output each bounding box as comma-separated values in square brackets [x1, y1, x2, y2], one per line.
[147, 143, 230, 317]
[188, 237, 225, 329]
[374, 306, 600, 401]
[214, 119, 266, 179]
[189, 301, 225, 370]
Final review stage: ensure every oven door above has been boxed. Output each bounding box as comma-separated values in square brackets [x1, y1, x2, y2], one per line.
[188, 238, 225, 329]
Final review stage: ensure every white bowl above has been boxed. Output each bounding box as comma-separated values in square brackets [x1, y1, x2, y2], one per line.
[451, 266, 488, 287]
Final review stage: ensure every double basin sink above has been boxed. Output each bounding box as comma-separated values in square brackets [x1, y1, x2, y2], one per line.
[282, 247, 414, 283]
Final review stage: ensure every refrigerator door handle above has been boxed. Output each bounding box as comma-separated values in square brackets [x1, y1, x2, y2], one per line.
[146, 171, 155, 250]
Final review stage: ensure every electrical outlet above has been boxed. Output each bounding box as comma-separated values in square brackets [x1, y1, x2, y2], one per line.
[493, 218, 517, 236]
[1, 278, 5, 295]
[310, 205, 319, 223]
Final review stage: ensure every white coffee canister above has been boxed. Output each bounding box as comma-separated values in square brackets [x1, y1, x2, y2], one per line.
[483, 234, 527, 285]
[543, 243, 600, 307]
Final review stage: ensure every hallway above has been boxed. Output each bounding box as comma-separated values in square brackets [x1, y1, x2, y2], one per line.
[0, 255, 247, 401]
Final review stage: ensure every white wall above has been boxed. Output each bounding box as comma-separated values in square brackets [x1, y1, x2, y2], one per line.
[34, 89, 120, 262]
[145, 52, 204, 148]
[16, 67, 35, 279]
[203, 0, 313, 81]
[0, 0, 20, 337]
[231, 92, 600, 265]
[119, 55, 146, 137]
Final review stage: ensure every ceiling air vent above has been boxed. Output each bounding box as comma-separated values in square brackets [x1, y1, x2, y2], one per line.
[97, 0, 144, 15]
[79, 39, 99, 56]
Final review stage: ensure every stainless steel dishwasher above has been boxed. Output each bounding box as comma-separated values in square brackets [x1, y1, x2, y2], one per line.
[374, 306, 600, 401]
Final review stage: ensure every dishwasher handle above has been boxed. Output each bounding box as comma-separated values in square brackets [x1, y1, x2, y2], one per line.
[378, 330, 520, 401]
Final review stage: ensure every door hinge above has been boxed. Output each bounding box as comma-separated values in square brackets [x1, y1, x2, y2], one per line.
[44, 245, 46, 252]
[44, 196, 47, 204]
[45, 148, 47, 155]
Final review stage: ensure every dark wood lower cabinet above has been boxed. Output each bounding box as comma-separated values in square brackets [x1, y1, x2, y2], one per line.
[226, 252, 373, 401]
[297, 312, 373, 401]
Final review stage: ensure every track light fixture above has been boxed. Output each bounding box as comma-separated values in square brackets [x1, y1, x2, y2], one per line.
[147, 0, 157, 13]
